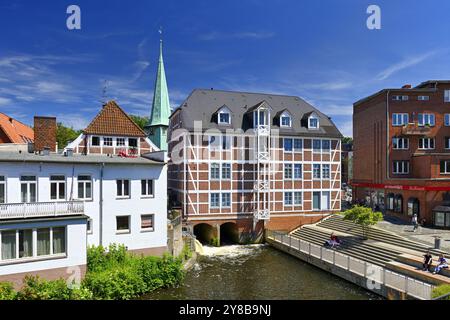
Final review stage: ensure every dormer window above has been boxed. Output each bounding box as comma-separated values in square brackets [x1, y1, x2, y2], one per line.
[280, 111, 292, 128]
[217, 106, 231, 125]
[308, 113, 319, 129]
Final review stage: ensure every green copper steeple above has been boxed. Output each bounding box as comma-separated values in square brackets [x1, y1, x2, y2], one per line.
[146, 39, 171, 151]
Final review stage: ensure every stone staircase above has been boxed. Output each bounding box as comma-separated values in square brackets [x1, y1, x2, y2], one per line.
[289, 214, 450, 286]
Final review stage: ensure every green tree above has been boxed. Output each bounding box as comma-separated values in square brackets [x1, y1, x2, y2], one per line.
[432, 284, 450, 300]
[129, 115, 149, 131]
[56, 123, 82, 150]
[342, 137, 353, 144]
[342, 205, 383, 239]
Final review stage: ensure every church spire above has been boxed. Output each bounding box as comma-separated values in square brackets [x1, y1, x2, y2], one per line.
[146, 30, 171, 151]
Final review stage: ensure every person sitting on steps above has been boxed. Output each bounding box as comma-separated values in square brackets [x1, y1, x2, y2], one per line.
[324, 232, 341, 249]
[422, 251, 433, 272]
[433, 254, 448, 275]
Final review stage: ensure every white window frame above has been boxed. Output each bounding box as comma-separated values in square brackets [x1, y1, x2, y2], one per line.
[116, 137, 126, 147]
[392, 113, 409, 126]
[308, 114, 319, 129]
[392, 137, 409, 150]
[221, 163, 231, 180]
[284, 164, 293, 179]
[20, 175, 37, 203]
[280, 111, 292, 128]
[140, 214, 155, 232]
[418, 95, 429, 101]
[91, 136, 100, 146]
[284, 192, 293, 206]
[418, 113, 435, 127]
[392, 95, 409, 101]
[141, 179, 154, 198]
[393, 161, 409, 174]
[116, 179, 130, 198]
[218, 107, 231, 125]
[210, 163, 220, 180]
[313, 164, 321, 179]
[283, 138, 293, 152]
[116, 216, 131, 234]
[445, 90, 450, 102]
[322, 164, 330, 179]
[441, 160, 450, 174]
[50, 175, 66, 201]
[445, 114, 450, 126]
[103, 137, 113, 146]
[445, 137, 450, 150]
[293, 139, 303, 152]
[77, 175, 93, 200]
[294, 164, 302, 179]
[0, 176, 5, 204]
[210, 193, 220, 208]
[221, 193, 231, 208]
[294, 191, 302, 205]
[87, 218, 93, 234]
[418, 137, 435, 150]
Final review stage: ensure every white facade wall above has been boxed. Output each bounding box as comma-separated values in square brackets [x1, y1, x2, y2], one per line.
[0, 160, 167, 253]
[0, 218, 86, 276]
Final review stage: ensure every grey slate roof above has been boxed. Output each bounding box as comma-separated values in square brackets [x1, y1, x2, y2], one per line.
[0, 152, 164, 165]
[172, 89, 342, 138]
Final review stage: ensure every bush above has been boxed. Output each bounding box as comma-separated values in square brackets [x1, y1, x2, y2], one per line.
[432, 284, 450, 300]
[342, 205, 383, 239]
[87, 244, 128, 273]
[17, 276, 72, 300]
[180, 244, 193, 261]
[0, 282, 16, 300]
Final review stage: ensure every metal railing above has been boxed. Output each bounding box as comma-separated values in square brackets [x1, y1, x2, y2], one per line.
[267, 230, 434, 300]
[0, 201, 84, 219]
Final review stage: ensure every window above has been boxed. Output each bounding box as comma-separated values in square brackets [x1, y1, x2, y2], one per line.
[116, 179, 130, 198]
[280, 112, 292, 127]
[445, 90, 450, 102]
[418, 113, 435, 126]
[210, 163, 220, 180]
[394, 195, 403, 213]
[418, 137, 435, 150]
[407, 198, 419, 217]
[0, 176, 5, 204]
[222, 163, 231, 180]
[313, 164, 321, 179]
[313, 192, 321, 210]
[222, 135, 232, 150]
[392, 137, 409, 149]
[293, 139, 302, 152]
[50, 175, 65, 200]
[210, 193, 220, 208]
[393, 161, 409, 174]
[294, 164, 302, 179]
[1, 227, 66, 261]
[37, 228, 50, 256]
[128, 138, 138, 148]
[392, 113, 409, 126]
[18, 229, 33, 258]
[222, 193, 231, 208]
[445, 137, 450, 149]
[294, 192, 302, 205]
[52, 227, 66, 254]
[284, 164, 292, 179]
[141, 179, 154, 197]
[418, 95, 429, 101]
[116, 216, 130, 233]
[309, 115, 319, 129]
[322, 140, 331, 152]
[312, 139, 321, 153]
[116, 138, 126, 146]
[283, 138, 293, 152]
[440, 160, 450, 174]
[445, 114, 450, 126]
[103, 137, 113, 146]
[392, 95, 408, 101]
[322, 164, 330, 179]
[387, 193, 395, 211]
[219, 112, 230, 124]
[87, 219, 93, 234]
[209, 136, 220, 150]
[78, 175, 92, 200]
[284, 192, 293, 205]
[141, 215, 154, 231]
[20, 176, 36, 203]
[91, 136, 100, 146]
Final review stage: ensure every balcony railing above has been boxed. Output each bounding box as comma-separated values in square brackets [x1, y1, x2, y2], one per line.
[401, 123, 432, 135]
[0, 201, 84, 219]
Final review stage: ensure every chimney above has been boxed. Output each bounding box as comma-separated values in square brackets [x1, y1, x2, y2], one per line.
[402, 84, 412, 89]
[34, 116, 57, 153]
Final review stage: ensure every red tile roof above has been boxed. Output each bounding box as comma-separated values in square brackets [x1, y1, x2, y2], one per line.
[83, 101, 147, 137]
[0, 112, 34, 143]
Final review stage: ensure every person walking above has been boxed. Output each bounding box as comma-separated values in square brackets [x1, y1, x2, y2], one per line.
[412, 214, 419, 232]
[422, 251, 433, 272]
[433, 254, 448, 275]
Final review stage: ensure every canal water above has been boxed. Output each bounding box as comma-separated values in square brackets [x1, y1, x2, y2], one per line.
[143, 244, 381, 300]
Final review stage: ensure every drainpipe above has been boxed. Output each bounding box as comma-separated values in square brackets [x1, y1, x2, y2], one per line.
[99, 162, 105, 246]
[386, 90, 391, 181]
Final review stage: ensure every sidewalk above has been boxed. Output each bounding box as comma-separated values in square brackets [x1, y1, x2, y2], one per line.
[375, 215, 450, 253]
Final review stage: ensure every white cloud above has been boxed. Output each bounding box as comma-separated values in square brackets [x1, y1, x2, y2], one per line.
[376, 51, 438, 80]
[0, 97, 12, 106]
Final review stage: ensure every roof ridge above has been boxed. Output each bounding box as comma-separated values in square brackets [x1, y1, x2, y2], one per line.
[193, 88, 301, 99]
[0, 112, 32, 128]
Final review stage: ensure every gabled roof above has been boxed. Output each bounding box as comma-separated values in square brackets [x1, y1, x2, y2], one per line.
[83, 101, 147, 137]
[0, 112, 34, 143]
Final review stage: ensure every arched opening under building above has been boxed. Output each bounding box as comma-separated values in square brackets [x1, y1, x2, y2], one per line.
[220, 222, 239, 245]
[193, 223, 215, 245]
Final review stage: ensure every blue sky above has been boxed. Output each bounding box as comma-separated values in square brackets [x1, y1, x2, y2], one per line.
[1, 0, 450, 136]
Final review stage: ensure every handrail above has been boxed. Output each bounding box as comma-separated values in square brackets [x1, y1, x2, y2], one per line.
[0, 200, 84, 219]
[432, 292, 450, 300]
[266, 229, 434, 300]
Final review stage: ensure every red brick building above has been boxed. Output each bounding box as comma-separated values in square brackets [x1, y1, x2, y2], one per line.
[353, 80, 450, 228]
[168, 89, 342, 244]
